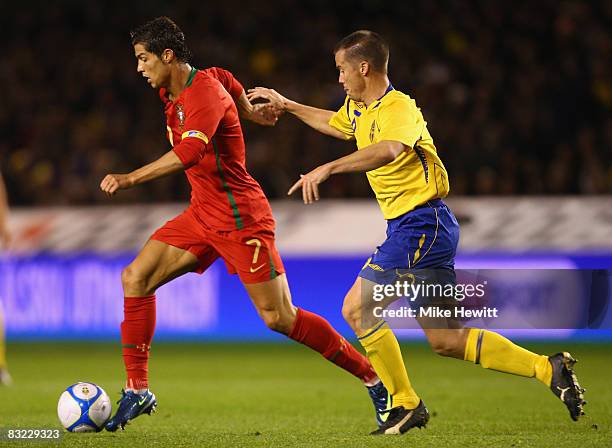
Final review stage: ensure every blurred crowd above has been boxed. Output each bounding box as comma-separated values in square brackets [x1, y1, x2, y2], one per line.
[1, 0, 611, 205]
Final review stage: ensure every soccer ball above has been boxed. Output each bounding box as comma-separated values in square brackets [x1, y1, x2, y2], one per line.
[57, 382, 112, 432]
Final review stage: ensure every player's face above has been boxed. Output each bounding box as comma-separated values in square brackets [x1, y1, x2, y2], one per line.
[134, 43, 170, 89]
[335, 49, 366, 102]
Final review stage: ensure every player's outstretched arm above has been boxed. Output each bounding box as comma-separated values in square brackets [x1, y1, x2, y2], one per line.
[288, 140, 406, 204]
[247, 87, 346, 139]
[100, 150, 184, 196]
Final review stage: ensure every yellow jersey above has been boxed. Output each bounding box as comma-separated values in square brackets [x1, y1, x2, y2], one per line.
[328, 86, 450, 219]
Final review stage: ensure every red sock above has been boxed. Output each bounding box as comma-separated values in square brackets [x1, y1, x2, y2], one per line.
[121, 295, 156, 390]
[289, 308, 377, 383]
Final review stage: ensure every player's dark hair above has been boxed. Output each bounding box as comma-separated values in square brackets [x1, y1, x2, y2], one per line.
[131, 16, 192, 63]
[334, 30, 389, 73]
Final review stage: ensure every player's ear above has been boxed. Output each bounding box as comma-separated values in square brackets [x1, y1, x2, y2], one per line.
[161, 49, 174, 64]
[360, 61, 369, 76]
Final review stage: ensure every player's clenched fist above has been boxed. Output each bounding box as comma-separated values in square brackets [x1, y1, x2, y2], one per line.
[100, 174, 133, 196]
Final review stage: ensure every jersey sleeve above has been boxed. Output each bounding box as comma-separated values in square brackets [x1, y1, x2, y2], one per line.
[204, 67, 244, 102]
[172, 87, 226, 168]
[328, 96, 355, 140]
[377, 97, 425, 149]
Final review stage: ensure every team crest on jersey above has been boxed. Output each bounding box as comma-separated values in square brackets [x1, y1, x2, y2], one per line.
[369, 120, 377, 142]
[176, 103, 185, 129]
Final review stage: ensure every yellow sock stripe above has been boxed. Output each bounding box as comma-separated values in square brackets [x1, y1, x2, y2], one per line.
[357, 320, 387, 340]
[475, 330, 484, 365]
[463, 328, 479, 362]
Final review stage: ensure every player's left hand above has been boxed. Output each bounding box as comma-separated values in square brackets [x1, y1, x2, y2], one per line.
[288, 164, 332, 204]
[100, 173, 134, 196]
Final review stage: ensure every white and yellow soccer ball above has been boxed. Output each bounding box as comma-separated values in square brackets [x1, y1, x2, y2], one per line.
[57, 382, 112, 432]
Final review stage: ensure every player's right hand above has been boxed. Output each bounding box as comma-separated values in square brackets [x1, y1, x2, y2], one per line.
[100, 173, 133, 196]
[247, 87, 289, 112]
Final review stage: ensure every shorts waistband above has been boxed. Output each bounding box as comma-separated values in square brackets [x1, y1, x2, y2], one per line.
[387, 199, 446, 224]
[413, 198, 444, 211]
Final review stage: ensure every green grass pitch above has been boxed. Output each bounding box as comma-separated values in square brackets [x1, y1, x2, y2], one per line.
[0, 341, 610, 447]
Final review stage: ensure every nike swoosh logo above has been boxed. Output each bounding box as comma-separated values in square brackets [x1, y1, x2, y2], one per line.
[379, 392, 392, 423]
[138, 396, 148, 406]
[250, 264, 265, 273]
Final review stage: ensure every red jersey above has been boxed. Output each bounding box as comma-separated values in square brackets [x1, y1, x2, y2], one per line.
[159, 67, 272, 231]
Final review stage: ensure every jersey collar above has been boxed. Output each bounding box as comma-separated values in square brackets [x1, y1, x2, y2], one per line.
[185, 66, 198, 88]
[371, 83, 394, 109]
[355, 83, 395, 110]
[379, 83, 394, 99]
[160, 67, 198, 104]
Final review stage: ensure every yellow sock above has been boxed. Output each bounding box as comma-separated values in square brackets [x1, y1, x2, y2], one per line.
[464, 328, 552, 385]
[358, 321, 420, 409]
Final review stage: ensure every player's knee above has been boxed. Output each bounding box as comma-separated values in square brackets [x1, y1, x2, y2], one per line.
[341, 302, 359, 323]
[121, 265, 149, 293]
[342, 300, 361, 330]
[260, 308, 293, 334]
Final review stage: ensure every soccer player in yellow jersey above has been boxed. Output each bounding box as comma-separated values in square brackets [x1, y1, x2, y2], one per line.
[0, 171, 12, 386]
[249, 30, 586, 435]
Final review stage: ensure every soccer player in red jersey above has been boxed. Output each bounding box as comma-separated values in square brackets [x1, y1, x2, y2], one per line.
[99, 17, 389, 431]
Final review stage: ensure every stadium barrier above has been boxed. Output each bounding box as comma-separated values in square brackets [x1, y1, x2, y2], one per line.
[1, 198, 611, 340]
